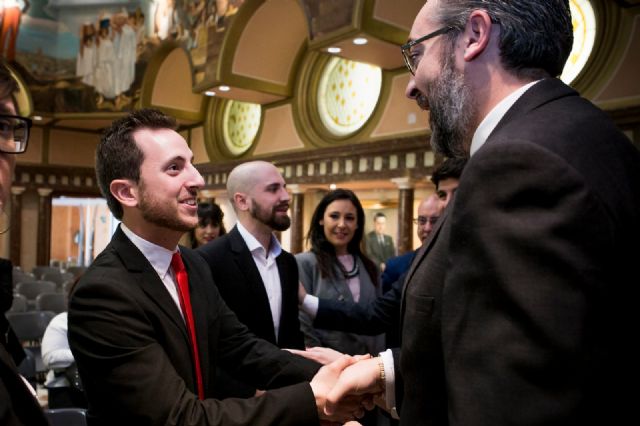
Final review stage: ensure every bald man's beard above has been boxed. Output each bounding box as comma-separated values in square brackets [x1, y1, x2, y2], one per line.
[250, 199, 291, 232]
[426, 42, 474, 158]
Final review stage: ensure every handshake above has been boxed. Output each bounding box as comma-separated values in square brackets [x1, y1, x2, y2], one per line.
[291, 347, 389, 425]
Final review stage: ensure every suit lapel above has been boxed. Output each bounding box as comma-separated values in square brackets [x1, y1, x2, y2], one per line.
[111, 227, 190, 347]
[228, 227, 276, 341]
[400, 202, 451, 326]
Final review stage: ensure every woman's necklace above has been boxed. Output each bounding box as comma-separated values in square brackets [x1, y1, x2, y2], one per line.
[342, 254, 359, 279]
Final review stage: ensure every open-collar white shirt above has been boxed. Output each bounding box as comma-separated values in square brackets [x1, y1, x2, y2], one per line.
[236, 221, 283, 342]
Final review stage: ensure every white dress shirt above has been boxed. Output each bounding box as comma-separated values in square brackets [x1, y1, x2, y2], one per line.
[236, 222, 283, 342]
[120, 224, 183, 318]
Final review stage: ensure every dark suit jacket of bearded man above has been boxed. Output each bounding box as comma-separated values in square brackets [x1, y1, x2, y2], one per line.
[197, 225, 305, 398]
[396, 78, 640, 426]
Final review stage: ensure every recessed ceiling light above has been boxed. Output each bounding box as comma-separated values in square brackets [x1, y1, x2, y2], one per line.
[353, 37, 368, 45]
[32, 115, 43, 121]
[218, 85, 231, 92]
[327, 47, 341, 54]
[204, 91, 216, 96]
[329, 183, 337, 190]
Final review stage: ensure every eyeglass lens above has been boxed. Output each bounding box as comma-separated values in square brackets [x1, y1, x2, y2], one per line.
[0, 117, 29, 153]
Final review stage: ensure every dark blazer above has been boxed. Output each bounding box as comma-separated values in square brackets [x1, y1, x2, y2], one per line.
[68, 226, 321, 426]
[1, 258, 49, 426]
[398, 78, 640, 426]
[197, 226, 304, 349]
[381, 251, 415, 293]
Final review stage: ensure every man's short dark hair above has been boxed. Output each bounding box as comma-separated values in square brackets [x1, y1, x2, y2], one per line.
[436, 0, 573, 79]
[431, 157, 467, 189]
[96, 109, 177, 219]
[374, 212, 386, 220]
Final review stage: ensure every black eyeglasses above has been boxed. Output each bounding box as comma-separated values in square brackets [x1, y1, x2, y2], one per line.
[413, 216, 439, 226]
[401, 27, 455, 75]
[0, 114, 31, 154]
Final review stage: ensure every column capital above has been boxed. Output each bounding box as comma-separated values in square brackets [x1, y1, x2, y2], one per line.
[11, 186, 26, 195]
[37, 187, 54, 197]
[391, 177, 415, 190]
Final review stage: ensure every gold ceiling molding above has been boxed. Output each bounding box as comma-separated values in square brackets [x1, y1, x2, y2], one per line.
[139, 41, 205, 122]
[194, 0, 305, 100]
[7, 63, 33, 117]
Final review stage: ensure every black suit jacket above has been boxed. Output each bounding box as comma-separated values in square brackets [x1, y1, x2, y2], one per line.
[1, 258, 48, 426]
[197, 226, 304, 349]
[68, 226, 320, 426]
[430, 78, 639, 426]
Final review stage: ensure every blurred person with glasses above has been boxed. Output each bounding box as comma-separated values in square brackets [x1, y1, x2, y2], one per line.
[0, 61, 48, 426]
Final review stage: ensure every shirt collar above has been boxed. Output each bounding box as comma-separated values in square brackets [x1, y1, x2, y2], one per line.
[470, 80, 540, 156]
[236, 221, 282, 259]
[120, 223, 177, 279]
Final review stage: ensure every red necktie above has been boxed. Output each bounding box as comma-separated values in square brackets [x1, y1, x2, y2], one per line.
[171, 252, 204, 400]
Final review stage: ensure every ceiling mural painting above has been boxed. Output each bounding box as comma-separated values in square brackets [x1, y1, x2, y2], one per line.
[8, 0, 245, 114]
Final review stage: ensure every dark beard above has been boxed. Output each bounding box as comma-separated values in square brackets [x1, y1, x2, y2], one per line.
[250, 199, 291, 232]
[426, 42, 474, 158]
[138, 182, 195, 233]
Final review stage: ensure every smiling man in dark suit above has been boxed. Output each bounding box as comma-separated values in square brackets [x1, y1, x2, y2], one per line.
[197, 160, 304, 397]
[324, 1, 640, 425]
[67, 109, 364, 426]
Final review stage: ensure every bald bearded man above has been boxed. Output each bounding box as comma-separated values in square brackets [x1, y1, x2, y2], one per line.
[197, 161, 305, 398]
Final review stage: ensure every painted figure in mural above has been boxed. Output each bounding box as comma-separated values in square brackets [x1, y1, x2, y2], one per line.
[94, 17, 116, 106]
[76, 23, 97, 87]
[0, 0, 30, 62]
[153, 0, 180, 41]
[112, 11, 136, 109]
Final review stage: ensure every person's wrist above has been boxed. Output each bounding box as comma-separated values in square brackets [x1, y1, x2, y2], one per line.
[376, 356, 386, 392]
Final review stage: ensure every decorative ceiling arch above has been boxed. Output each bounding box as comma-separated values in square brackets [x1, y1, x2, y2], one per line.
[194, 0, 308, 104]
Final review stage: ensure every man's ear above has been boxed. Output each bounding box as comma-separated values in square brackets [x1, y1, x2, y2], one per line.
[233, 192, 249, 212]
[110, 179, 138, 208]
[462, 9, 493, 62]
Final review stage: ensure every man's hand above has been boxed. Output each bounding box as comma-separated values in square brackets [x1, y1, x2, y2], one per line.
[310, 355, 369, 423]
[298, 281, 307, 305]
[324, 357, 384, 417]
[288, 347, 344, 365]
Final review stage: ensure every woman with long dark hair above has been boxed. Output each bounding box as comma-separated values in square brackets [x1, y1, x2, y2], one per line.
[189, 202, 226, 248]
[296, 188, 384, 357]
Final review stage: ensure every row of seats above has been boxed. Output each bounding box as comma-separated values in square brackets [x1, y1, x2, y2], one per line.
[10, 292, 68, 314]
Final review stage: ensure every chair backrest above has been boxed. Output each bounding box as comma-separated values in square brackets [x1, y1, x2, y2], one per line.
[15, 280, 57, 300]
[45, 408, 88, 426]
[12, 270, 35, 285]
[41, 271, 66, 286]
[35, 293, 67, 314]
[6, 310, 56, 342]
[9, 293, 28, 312]
[32, 265, 61, 280]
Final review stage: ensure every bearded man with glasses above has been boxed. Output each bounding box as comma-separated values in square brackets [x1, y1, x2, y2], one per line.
[321, 1, 640, 426]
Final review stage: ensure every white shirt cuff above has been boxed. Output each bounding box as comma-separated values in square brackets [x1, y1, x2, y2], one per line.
[301, 294, 319, 319]
[379, 348, 399, 419]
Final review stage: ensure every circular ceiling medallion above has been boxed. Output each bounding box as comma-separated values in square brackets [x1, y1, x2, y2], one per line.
[317, 57, 382, 137]
[222, 100, 261, 156]
[561, 0, 596, 84]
